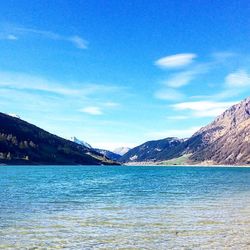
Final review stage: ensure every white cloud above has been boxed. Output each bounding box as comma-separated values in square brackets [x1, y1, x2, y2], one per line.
[204, 69, 250, 100]
[147, 126, 201, 140]
[155, 53, 197, 69]
[211, 51, 236, 62]
[0, 71, 120, 97]
[0, 24, 87, 49]
[172, 101, 237, 117]
[68, 36, 88, 49]
[103, 102, 120, 107]
[0, 71, 85, 95]
[80, 106, 103, 115]
[0, 33, 18, 40]
[7, 34, 18, 40]
[167, 115, 188, 120]
[225, 69, 250, 88]
[154, 88, 184, 101]
[163, 62, 211, 88]
[164, 70, 196, 88]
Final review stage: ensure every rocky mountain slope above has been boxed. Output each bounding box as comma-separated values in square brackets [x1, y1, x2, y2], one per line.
[113, 147, 131, 156]
[0, 112, 117, 165]
[69, 136, 122, 161]
[188, 97, 250, 164]
[122, 97, 250, 165]
[120, 137, 184, 162]
[94, 148, 121, 161]
[70, 136, 92, 149]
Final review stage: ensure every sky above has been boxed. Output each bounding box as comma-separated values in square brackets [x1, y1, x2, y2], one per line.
[0, 0, 250, 150]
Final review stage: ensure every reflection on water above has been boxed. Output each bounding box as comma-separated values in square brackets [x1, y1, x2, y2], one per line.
[0, 166, 250, 249]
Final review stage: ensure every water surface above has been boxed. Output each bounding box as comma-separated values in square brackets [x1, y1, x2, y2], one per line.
[0, 166, 250, 249]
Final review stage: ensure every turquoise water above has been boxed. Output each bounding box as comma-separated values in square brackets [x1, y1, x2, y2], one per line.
[0, 166, 250, 249]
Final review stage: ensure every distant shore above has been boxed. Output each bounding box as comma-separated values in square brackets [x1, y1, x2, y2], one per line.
[0, 163, 250, 167]
[124, 162, 250, 167]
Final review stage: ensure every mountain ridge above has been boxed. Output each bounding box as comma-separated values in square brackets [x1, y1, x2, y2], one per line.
[0, 112, 117, 165]
[69, 136, 122, 161]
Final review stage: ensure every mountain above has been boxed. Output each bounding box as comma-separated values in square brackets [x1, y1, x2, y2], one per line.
[187, 96, 250, 164]
[69, 137, 121, 161]
[120, 137, 183, 162]
[8, 113, 21, 119]
[113, 147, 130, 156]
[70, 136, 92, 149]
[0, 112, 117, 165]
[122, 97, 250, 165]
[94, 148, 121, 161]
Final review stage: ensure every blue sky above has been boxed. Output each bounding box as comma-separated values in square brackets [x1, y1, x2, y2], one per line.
[0, 1, 250, 150]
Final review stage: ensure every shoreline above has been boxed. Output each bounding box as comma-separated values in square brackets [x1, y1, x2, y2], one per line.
[124, 162, 250, 167]
[0, 163, 250, 167]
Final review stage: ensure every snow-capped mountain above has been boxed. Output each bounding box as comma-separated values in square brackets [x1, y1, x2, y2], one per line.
[113, 147, 131, 156]
[8, 113, 21, 119]
[70, 137, 92, 149]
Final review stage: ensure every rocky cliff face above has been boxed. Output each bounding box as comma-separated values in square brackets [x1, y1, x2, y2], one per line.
[189, 97, 250, 164]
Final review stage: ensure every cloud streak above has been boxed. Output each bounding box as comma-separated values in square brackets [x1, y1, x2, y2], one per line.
[225, 69, 250, 88]
[154, 88, 184, 101]
[0, 71, 122, 99]
[155, 53, 197, 69]
[0, 24, 88, 49]
[194, 69, 250, 100]
[172, 101, 238, 117]
[0, 34, 18, 40]
[80, 106, 103, 115]
[163, 70, 197, 88]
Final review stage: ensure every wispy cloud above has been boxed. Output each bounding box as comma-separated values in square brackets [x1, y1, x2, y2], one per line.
[80, 106, 103, 115]
[225, 69, 250, 88]
[211, 51, 237, 62]
[154, 88, 184, 101]
[0, 71, 69, 95]
[68, 35, 88, 49]
[154, 53, 217, 102]
[163, 70, 197, 88]
[0, 34, 18, 40]
[103, 102, 120, 107]
[172, 101, 237, 117]
[167, 115, 188, 120]
[214, 69, 250, 99]
[155, 53, 197, 69]
[163, 63, 210, 88]
[154, 51, 247, 107]
[79, 101, 120, 116]
[0, 24, 88, 49]
[0, 71, 121, 98]
[194, 69, 250, 100]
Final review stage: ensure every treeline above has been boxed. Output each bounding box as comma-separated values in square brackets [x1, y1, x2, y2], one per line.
[0, 133, 36, 161]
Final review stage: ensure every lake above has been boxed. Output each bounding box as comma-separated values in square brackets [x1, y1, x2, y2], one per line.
[0, 166, 250, 249]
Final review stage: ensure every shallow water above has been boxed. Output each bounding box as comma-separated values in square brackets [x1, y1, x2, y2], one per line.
[0, 166, 250, 249]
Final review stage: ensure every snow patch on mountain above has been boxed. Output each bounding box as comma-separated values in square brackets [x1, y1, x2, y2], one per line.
[8, 113, 21, 119]
[113, 147, 131, 155]
[70, 136, 92, 149]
